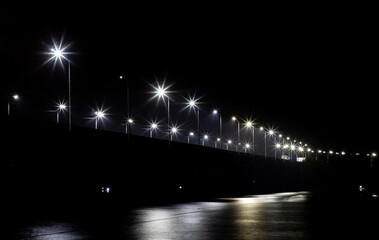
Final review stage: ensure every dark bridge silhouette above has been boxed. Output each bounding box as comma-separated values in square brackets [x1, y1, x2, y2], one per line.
[3, 116, 378, 216]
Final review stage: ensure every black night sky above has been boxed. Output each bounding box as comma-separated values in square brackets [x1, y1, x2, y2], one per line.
[1, 5, 378, 153]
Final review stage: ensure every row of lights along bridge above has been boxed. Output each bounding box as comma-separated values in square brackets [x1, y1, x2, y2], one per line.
[5, 40, 377, 162]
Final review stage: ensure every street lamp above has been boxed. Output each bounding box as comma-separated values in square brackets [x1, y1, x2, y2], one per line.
[275, 143, 281, 160]
[226, 139, 232, 150]
[152, 83, 171, 141]
[232, 116, 240, 151]
[264, 129, 275, 158]
[8, 94, 19, 116]
[126, 118, 134, 134]
[49, 45, 72, 131]
[202, 134, 209, 146]
[171, 127, 178, 141]
[371, 152, 377, 167]
[188, 131, 194, 144]
[245, 120, 255, 152]
[244, 143, 251, 153]
[94, 110, 105, 130]
[56, 103, 67, 124]
[150, 123, 158, 138]
[212, 109, 222, 149]
[186, 97, 200, 145]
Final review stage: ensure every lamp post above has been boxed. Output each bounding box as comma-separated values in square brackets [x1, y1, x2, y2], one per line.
[153, 84, 171, 142]
[212, 109, 222, 149]
[246, 121, 254, 152]
[264, 129, 275, 158]
[244, 143, 251, 153]
[8, 94, 19, 116]
[227, 139, 232, 150]
[49, 46, 72, 131]
[232, 116, 240, 152]
[202, 134, 209, 146]
[371, 152, 377, 167]
[275, 143, 281, 160]
[150, 123, 158, 138]
[126, 118, 133, 134]
[94, 110, 105, 130]
[188, 131, 194, 144]
[187, 98, 200, 145]
[56, 103, 67, 124]
[171, 127, 178, 141]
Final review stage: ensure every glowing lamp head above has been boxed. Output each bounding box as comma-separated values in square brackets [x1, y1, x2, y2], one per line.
[268, 130, 274, 135]
[228, 140, 232, 144]
[189, 132, 194, 136]
[95, 111, 105, 118]
[151, 123, 157, 129]
[157, 87, 166, 97]
[232, 116, 237, 121]
[127, 118, 133, 123]
[13, 95, 19, 100]
[259, 127, 264, 131]
[246, 121, 252, 128]
[58, 104, 66, 110]
[204, 134, 208, 139]
[189, 100, 196, 107]
[276, 143, 281, 149]
[245, 143, 251, 149]
[213, 109, 218, 114]
[217, 138, 221, 142]
[171, 127, 177, 133]
[51, 48, 64, 59]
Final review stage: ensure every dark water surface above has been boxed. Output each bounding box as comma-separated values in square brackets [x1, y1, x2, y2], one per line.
[8, 192, 379, 239]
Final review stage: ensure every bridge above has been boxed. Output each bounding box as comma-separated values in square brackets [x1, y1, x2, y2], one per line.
[3, 115, 378, 214]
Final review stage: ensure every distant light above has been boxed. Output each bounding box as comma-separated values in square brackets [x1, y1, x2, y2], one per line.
[95, 111, 105, 118]
[232, 116, 237, 121]
[213, 109, 218, 114]
[151, 123, 157, 129]
[298, 147, 304, 152]
[287, 137, 290, 140]
[318, 150, 322, 153]
[179, 186, 182, 189]
[372, 153, 377, 157]
[128, 118, 134, 123]
[189, 100, 196, 107]
[276, 143, 281, 149]
[259, 127, 264, 131]
[157, 87, 166, 97]
[307, 148, 311, 152]
[268, 130, 274, 135]
[204, 134, 208, 139]
[329, 150, 333, 154]
[279, 134, 282, 138]
[106, 187, 110, 193]
[217, 138, 221, 142]
[283, 144, 289, 149]
[228, 140, 232, 144]
[58, 104, 66, 110]
[290, 145, 296, 150]
[13, 95, 19, 100]
[171, 127, 178, 133]
[189, 132, 194, 136]
[52, 49, 62, 58]
[119, 75, 123, 79]
[341, 151, 346, 155]
[246, 121, 252, 128]
[245, 143, 251, 149]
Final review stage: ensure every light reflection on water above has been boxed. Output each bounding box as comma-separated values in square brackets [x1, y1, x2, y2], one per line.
[13, 192, 314, 240]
